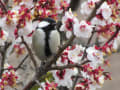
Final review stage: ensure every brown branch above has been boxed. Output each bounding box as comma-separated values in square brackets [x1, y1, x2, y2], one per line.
[49, 64, 83, 71]
[0, 0, 7, 13]
[69, 0, 81, 11]
[0, 42, 11, 78]
[16, 54, 29, 71]
[81, 28, 95, 60]
[0, 50, 6, 78]
[87, 0, 106, 21]
[33, 0, 37, 3]
[2, 54, 29, 71]
[21, 36, 37, 70]
[103, 26, 120, 46]
[49, 60, 90, 71]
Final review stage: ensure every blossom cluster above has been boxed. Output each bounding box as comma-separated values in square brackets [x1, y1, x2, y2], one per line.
[0, 64, 18, 90]
[47, 45, 111, 90]
[60, 0, 120, 54]
[60, 9, 93, 38]
[0, 0, 70, 89]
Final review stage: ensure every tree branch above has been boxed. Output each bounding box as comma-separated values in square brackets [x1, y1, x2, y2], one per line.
[21, 36, 37, 70]
[16, 54, 29, 71]
[0, 42, 11, 78]
[49, 60, 90, 71]
[104, 25, 120, 46]
[0, 0, 7, 13]
[87, 0, 106, 21]
[2, 54, 29, 71]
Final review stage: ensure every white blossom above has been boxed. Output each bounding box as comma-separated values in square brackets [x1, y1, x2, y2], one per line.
[86, 46, 104, 68]
[73, 20, 93, 38]
[80, 1, 94, 16]
[113, 35, 120, 50]
[97, 2, 112, 20]
[68, 45, 84, 63]
[18, 21, 33, 36]
[0, 30, 8, 45]
[52, 69, 76, 88]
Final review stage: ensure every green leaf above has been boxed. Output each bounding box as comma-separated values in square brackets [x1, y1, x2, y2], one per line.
[31, 85, 39, 90]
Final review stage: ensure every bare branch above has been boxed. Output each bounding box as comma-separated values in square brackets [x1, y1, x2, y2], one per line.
[49, 64, 83, 71]
[87, 0, 106, 21]
[103, 25, 120, 46]
[0, 42, 11, 78]
[21, 36, 37, 70]
[0, 0, 7, 13]
[16, 54, 29, 71]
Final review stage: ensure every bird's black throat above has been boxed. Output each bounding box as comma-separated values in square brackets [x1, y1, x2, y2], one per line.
[41, 25, 55, 57]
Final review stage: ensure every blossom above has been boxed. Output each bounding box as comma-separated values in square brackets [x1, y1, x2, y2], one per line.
[73, 20, 93, 38]
[80, 1, 94, 16]
[51, 69, 76, 88]
[75, 83, 85, 90]
[0, 30, 8, 45]
[0, 64, 18, 90]
[60, 10, 79, 31]
[112, 35, 120, 50]
[68, 45, 84, 63]
[97, 2, 112, 20]
[18, 21, 33, 36]
[45, 82, 57, 90]
[86, 46, 104, 68]
[55, 0, 71, 13]
[98, 75, 104, 85]
[60, 10, 79, 38]
[13, 44, 26, 57]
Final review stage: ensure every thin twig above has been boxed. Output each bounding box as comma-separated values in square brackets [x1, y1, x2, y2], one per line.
[0, 42, 11, 78]
[81, 28, 95, 60]
[49, 60, 90, 71]
[16, 54, 29, 71]
[21, 36, 37, 70]
[103, 26, 120, 46]
[49, 64, 83, 71]
[0, 0, 7, 13]
[87, 0, 106, 21]
[33, 0, 37, 3]
[0, 51, 6, 78]
[2, 54, 29, 71]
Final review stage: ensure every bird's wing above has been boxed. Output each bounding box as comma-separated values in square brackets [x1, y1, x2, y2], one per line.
[49, 30, 60, 54]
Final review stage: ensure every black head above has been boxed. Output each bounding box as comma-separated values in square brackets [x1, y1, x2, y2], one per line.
[36, 18, 56, 31]
[43, 18, 56, 26]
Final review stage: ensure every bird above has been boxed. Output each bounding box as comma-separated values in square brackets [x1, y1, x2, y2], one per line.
[32, 18, 60, 61]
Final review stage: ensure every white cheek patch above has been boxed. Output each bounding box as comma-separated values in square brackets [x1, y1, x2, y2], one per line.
[38, 21, 50, 28]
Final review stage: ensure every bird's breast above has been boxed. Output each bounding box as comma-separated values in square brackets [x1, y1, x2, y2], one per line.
[49, 30, 60, 54]
[32, 29, 46, 60]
